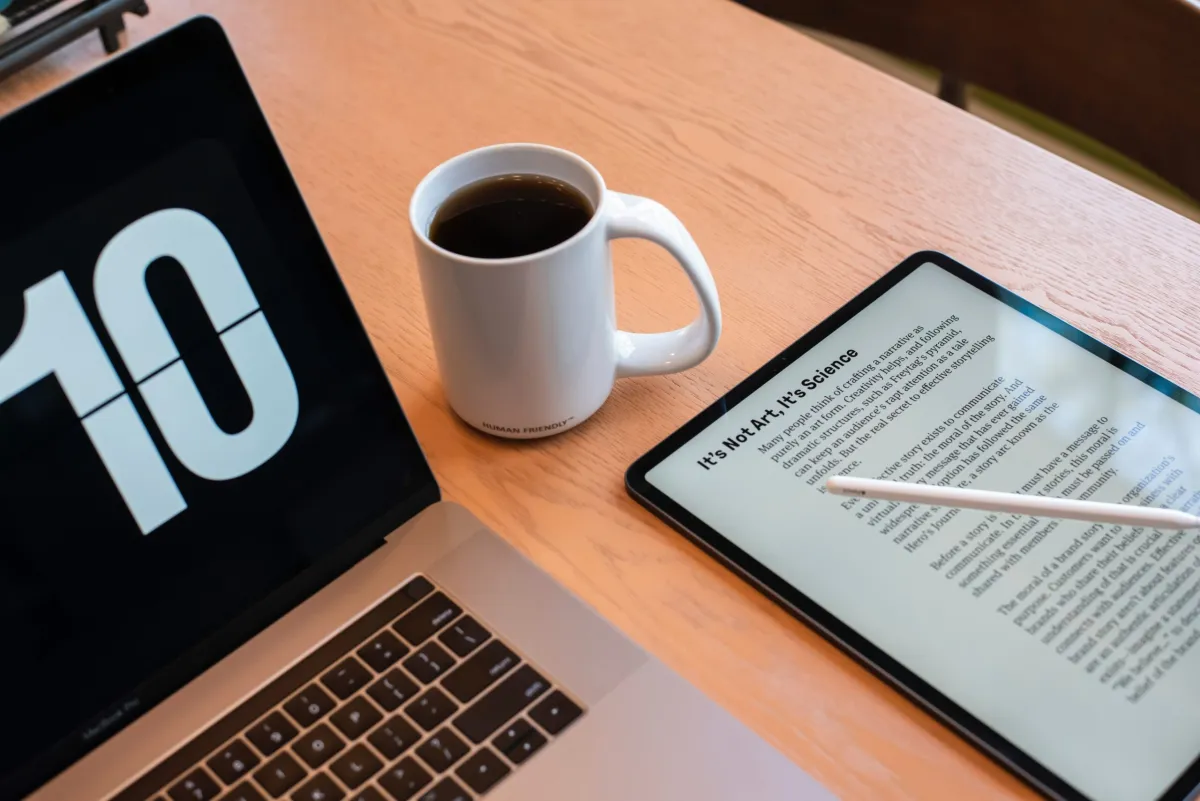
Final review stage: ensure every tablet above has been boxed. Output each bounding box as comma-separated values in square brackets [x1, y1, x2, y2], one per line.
[627, 251, 1200, 801]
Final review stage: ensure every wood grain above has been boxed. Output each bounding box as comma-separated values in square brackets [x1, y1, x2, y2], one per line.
[5, 1, 1200, 798]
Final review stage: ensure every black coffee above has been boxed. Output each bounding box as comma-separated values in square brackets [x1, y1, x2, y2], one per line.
[429, 173, 594, 259]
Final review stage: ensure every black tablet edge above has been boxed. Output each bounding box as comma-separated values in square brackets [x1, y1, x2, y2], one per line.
[626, 249, 1200, 801]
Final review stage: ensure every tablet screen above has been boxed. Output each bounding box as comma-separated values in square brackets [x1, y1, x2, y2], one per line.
[642, 259, 1200, 801]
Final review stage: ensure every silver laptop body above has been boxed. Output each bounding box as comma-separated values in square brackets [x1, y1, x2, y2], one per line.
[34, 501, 830, 800]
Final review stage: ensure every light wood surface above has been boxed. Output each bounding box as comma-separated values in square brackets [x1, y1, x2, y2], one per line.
[5, 1, 1200, 798]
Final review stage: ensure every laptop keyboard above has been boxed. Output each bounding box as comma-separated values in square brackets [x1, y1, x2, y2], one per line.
[115, 576, 585, 801]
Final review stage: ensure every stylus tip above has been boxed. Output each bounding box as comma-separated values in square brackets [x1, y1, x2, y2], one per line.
[825, 476, 855, 495]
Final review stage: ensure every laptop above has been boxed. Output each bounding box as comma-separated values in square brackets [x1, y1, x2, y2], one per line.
[1, 17, 831, 801]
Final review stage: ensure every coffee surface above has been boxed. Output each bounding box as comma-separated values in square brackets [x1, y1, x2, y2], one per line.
[429, 173, 594, 259]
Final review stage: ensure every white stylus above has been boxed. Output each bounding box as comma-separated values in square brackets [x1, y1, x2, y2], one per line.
[825, 475, 1200, 530]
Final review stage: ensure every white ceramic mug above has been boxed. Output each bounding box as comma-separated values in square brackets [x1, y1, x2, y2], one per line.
[410, 143, 721, 438]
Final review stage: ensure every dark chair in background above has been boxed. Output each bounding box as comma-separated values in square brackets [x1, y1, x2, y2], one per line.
[0, 0, 148, 83]
[737, 0, 1200, 202]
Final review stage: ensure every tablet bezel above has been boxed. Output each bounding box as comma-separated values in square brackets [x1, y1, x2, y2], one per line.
[626, 250, 1200, 801]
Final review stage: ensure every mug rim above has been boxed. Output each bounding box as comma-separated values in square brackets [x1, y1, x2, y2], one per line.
[408, 142, 609, 266]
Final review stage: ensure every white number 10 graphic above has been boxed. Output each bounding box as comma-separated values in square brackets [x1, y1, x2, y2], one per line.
[0, 208, 299, 534]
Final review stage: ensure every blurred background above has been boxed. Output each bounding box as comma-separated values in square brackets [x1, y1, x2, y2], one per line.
[737, 0, 1200, 222]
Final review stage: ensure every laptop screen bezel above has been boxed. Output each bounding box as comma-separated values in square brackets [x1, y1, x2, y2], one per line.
[0, 17, 440, 798]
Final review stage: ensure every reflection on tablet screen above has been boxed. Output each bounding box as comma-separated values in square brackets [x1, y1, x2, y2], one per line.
[647, 261, 1200, 801]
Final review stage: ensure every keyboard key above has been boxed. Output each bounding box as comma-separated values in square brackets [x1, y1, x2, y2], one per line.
[403, 643, 455, 684]
[367, 670, 420, 712]
[405, 688, 458, 731]
[284, 685, 338, 728]
[452, 666, 550, 743]
[290, 773, 344, 801]
[330, 696, 383, 739]
[530, 690, 584, 735]
[219, 783, 266, 801]
[293, 724, 346, 768]
[401, 576, 435, 602]
[208, 739, 260, 785]
[441, 640, 518, 703]
[254, 752, 307, 798]
[321, 658, 373, 700]
[169, 768, 221, 801]
[490, 718, 533, 755]
[455, 748, 510, 794]
[393, 593, 460, 646]
[358, 630, 409, 673]
[378, 757, 432, 800]
[246, 712, 299, 757]
[415, 729, 469, 773]
[503, 726, 547, 765]
[330, 744, 383, 789]
[415, 778, 469, 801]
[367, 578, 429, 629]
[347, 790, 385, 801]
[438, 616, 490, 658]
[368, 716, 422, 760]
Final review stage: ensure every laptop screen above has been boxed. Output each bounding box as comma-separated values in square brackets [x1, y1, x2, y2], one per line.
[0, 19, 437, 796]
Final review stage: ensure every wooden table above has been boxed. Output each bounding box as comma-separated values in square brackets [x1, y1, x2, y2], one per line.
[6, 1, 1200, 798]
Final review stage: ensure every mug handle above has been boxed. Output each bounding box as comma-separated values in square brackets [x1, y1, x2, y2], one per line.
[605, 191, 722, 378]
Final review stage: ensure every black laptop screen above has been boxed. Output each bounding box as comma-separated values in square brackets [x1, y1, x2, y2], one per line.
[0, 19, 437, 797]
